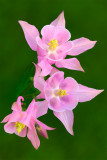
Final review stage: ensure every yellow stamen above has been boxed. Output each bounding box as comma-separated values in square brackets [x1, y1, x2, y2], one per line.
[15, 122, 25, 135]
[57, 89, 67, 97]
[48, 39, 58, 51]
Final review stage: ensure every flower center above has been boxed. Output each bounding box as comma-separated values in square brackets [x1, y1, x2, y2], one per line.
[48, 39, 58, 51]
[15, 122, 25, 135]
[57, 89, 67, 97]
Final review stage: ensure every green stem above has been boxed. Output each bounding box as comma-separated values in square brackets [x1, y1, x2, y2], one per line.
[23, 93, 37, 98]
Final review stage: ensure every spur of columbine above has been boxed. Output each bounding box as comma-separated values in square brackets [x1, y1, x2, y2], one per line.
[1, 96, 54, 149]
[34, 64, 103, 134]
[19, 11, 96, 76]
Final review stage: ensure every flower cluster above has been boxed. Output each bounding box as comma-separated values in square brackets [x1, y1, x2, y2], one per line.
[2, 11, 103, 149]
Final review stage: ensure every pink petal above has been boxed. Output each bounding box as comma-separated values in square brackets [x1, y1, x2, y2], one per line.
[77, 84, 104, 102]
[54, 26, 71, 45]
[49, 97, 65, 112]
[37, 46, 47, 57]
[38, 59, 53, 76]
[36, 92, 45, 99]
[26, 99, 37, 118]
[35, 100, 48, 118]
[2, 114, 11, 123]
[15, 126, 27, 137]
[59, 77, 79, 92]
[33, 63, 45, 91]
[19, 21, 39, 51]
[54, 110, 74, 135]
[36, 36, 48, 50]
[60, 94, 78, 110]
[57, 41, 73, 56]
[8, 112, 22, 123]
[33, 63, 42, 76]
[36, 120, 54, 139]
[41, 25, 55, 43]
[27, 127, 40, 149]
[36, 119, 55, 131]
[41, 25, 71, 45]
[4, 122, 16, 134]
[51, 11, 65, 27]
[55, 58, 84, 72]
[67, 38, 97, 56]
[47, 51, 64, 61]
[44, 82, 53, 100]
[49, 67, 59, 76]
[48, 71, 64, 89]
[37, 127, 48, 139]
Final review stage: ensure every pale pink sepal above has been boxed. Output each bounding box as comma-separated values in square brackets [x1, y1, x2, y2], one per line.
[16, 126, 27, 137]
[4, 122, 16, 134]
[78, 84, 104, 102]
[18, 21, 39, 51]
[2, 97, 54, 150]
[49, 67, 59, 76]
[54, 110, 74, 135]
[68, 38, 97, 56]
[38, 59, 53, 76]
[26, 99, 37, 119]
[33, 63, 45, 92]
[27, 127, 40, 149]
[48, 71, 64, 89]
[35, 100, 48, 118]
[55, 58, 84, 72]
[2, 114, 11, 123]
[36, 92, 45, 99]
[51, 11, 65, 27]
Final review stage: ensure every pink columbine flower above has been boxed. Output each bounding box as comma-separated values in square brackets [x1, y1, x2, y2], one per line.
[34, 66, 103, 112]
[1, 96, 54, 149]
[34, 66, 103, 134]
[19, 11, 96, 76]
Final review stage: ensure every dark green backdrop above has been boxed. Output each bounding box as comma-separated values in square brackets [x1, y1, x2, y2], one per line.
[0, 0, 107, 160]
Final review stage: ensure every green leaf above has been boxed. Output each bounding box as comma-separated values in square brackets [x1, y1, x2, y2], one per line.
[16, 63, 35, 98]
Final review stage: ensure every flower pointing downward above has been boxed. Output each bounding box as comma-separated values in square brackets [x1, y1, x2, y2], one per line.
[2, 96, 55, 149]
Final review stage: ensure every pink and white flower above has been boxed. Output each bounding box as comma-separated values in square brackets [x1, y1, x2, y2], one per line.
[1, 96, 54, 149]
[44, 71, 103, 112]
[33, 66, 103, 135]
[19, 11, 96, 76]
[34, 66, 103, 112]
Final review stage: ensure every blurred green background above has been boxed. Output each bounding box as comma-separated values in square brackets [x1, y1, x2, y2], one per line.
[0, 0, 107, 159]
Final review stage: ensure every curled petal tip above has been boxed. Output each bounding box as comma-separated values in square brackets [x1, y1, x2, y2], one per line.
[17, 96, 24, 102]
